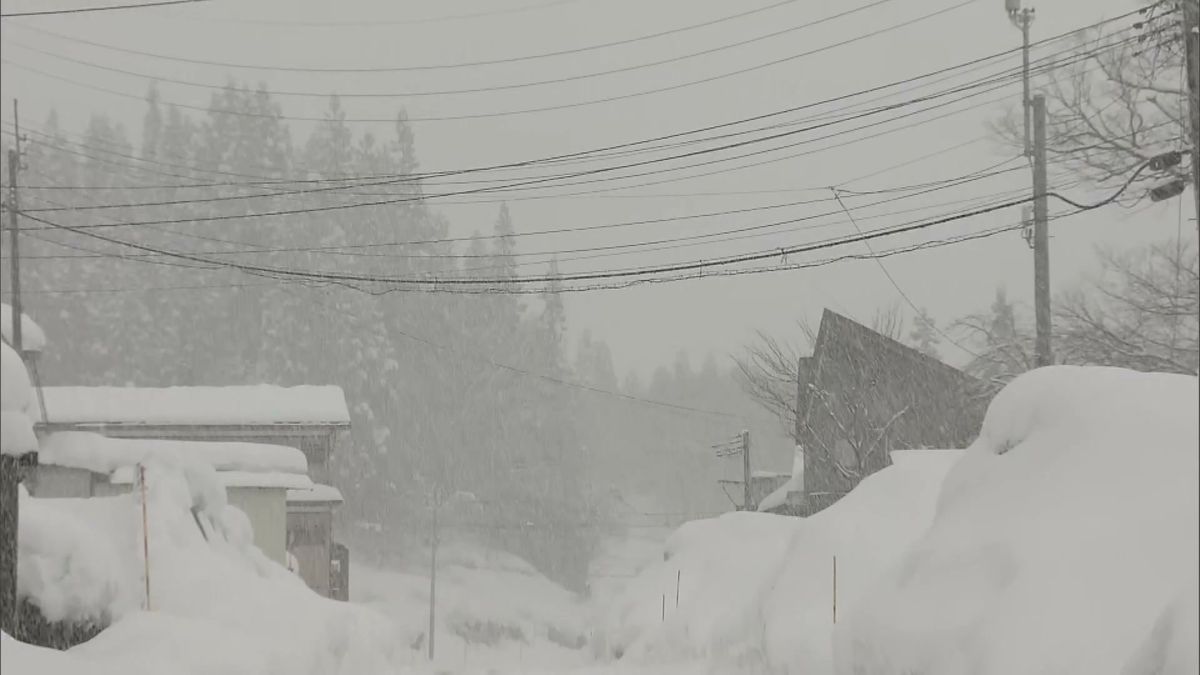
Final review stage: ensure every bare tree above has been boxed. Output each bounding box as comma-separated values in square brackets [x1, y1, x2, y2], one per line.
[993, 7, 1191, 193]
[732, 304, 906, 441]
[956, 239, 1199, 389]
[1058, 238, 1198, 374]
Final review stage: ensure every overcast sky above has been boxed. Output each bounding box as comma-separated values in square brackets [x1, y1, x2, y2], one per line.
[0, 0, 1191, 377]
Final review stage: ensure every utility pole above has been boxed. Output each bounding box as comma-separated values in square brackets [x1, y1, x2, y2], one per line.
[1032, 94, 1052, 367]
[6, 100, 22, 353]
[1005, 0, 1035, 158]
[428, 497, 439, 661]
[1183, 0, 1199, 236]
[741, 430, 752, 512]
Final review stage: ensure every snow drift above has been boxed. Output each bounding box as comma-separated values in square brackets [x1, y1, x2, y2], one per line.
[834, 366, 1200, 675]
[10, 457, 403, 675]
[597, 449, 962, 673]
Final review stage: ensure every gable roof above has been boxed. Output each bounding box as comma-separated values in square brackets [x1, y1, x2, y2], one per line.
[39, 385, 351, 427]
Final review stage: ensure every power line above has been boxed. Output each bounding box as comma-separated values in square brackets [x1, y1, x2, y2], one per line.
[1, 0, 899, 98]
[0, 0, 985, 122]
[0, 0, 207, 18]
[15, 164, 1033, 268]
[831, 187, 981, 357]
[17, 197, 1042, 289]
[0, 21, 1132, 191]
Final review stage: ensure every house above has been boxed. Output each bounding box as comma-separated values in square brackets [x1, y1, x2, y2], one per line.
[32, 432, 313, 566]
[794, 310, 988, 516]
[34, 385, 351, 598]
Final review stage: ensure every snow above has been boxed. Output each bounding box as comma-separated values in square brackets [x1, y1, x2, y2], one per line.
[1121, 582, 1200, 675]
[1, 411, 38, 457]
[41, 431, 308, 476]
[1, 303, 47, 353]
[757, 445, 804, 512]
[595, 447, 961, 673]
[40, 384, 351, 426]
[11, 458, 404, 675]
[1, 631, 116, 675]
[834, 366, 1200, 675]
[353, 541, 591, 671]
[287, 483, 344, 504]
[1, 341, 38, 456]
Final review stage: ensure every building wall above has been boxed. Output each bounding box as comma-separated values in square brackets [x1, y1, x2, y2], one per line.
[29, 466, 94, 499]
[227, 487, 288, 565]
[287, 508, 332, 598]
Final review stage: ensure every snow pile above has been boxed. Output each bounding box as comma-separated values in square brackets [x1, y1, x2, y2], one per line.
[40, 384, 351, 425]
[41, 432, 308, 476]
[12, 457, 403, 675]
[1, 303, 47, 353]
[596, 449, 961, 673]
[354, 540, 590, 671]
[834, 366, 1200, 675]
[1, 341, 38, 456]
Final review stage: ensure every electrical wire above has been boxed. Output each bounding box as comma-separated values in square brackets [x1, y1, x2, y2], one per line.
[0, 22, 1136, 191]
[1, 0, 898, 98]
[0, 0, 207, 18]
[0, 0, 990, 123]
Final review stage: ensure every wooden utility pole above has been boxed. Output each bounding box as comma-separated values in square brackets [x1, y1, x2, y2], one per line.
[1184, 0, 1199, 236]
[7, 101, 22, 353]
[1032, 94, 1052, 367]
[740, 430, 752, 512]
[0, 101, 22, 639]
[428, 499, 439, 661]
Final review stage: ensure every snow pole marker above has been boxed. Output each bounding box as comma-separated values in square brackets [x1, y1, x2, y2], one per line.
[675, 569, 681, 608]
[832, 555, 837, 624]
[140, 464, 151, 611]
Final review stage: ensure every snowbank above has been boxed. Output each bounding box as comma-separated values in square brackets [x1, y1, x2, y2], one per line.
[1, 341, 38, 456]
[835, 366, 1200, 675]
[1, 303, 47, 353]
[353, 540, 590, 671]
[41, 431, 308, 476]
[597, 449, 961, 673]
[40, 384, 350, 425]
[12, 457, 403, 675]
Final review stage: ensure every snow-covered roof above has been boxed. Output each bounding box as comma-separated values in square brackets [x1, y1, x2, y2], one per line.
[110, 467, 314, 490]
[39, 385, 351, 426]
[40, 432, 308, 476]
[1, 303, 47, 353]
[286, 484, 344, 504]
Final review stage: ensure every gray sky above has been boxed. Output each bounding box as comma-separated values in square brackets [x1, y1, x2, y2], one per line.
[0, 0, 1191, 377]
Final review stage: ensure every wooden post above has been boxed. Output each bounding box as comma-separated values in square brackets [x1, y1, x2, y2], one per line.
[741, 430, 752, 511]
[140, 465, 151, 611]
[832, 555, 838, 624]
